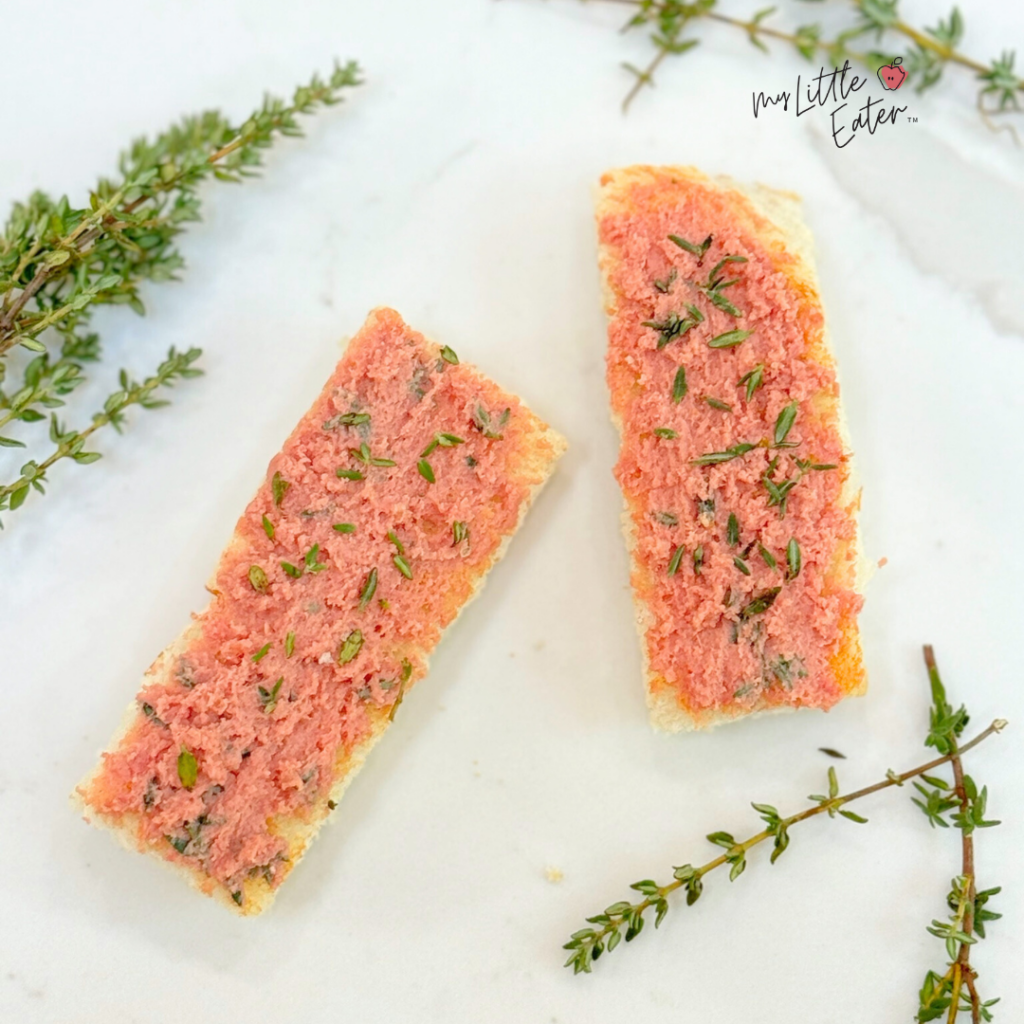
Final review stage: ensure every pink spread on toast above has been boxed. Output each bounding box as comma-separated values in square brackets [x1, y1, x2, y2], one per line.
[600, 174, 862, 719]
[82, 309, 544, 899]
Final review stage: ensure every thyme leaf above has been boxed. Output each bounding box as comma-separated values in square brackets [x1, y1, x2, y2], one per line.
[671, 366, 688, 403]
[668, 545, 685, 576]
[708, 329, 753, 349]
[177, 747, 198, 790]
[358, 569, 377, 610]
[668, 233, 712, 259]
[338, 630, 364, 665]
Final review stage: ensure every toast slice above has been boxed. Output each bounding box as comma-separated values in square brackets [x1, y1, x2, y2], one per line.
[75, 307, 566, 913]
[596, 166, 866, 731]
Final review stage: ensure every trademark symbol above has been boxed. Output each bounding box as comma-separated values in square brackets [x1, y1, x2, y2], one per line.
[907, 116, 918, 122]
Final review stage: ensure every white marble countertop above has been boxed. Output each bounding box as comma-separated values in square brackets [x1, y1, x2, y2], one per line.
[1, 2, 1022, 1021]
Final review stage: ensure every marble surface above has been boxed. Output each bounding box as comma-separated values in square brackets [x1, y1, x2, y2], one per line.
[1, 2, 1022, 1021]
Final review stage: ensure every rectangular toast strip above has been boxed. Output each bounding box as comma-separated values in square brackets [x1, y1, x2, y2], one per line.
[596, 166, 866, 730]
[75, 307, 566, 913]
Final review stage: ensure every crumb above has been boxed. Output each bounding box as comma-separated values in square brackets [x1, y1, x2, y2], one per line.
[534, 640, 546, 651]
[545, 866, 564, 884]
[877, 556, 888, 568]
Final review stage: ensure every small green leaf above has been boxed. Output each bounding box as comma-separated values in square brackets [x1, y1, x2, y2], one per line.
[668, 544, 685, 576]
[839, 809, 868, 823]
[177, 747, 198, 789]
[281, 561, 302, 579]
[285, 632, 295, 658]
[786, 537, 801, 580]
[272, 471, 289, 507]
[672, 366, 688, 403]
[418, 458, 435, 483]
[668, 233, 712, 258]
[773, 402, 799, 446]
[393, 553, 413, 579]
[261, 514, 275, 540]
[358, 568, 378, 610]
[708, 329, 753, 349]
[727, 513, 740, 547]
[333, 522, 356, 533]
[440, 345, 459, 364]
[336, 468, 365, 481]
[252, 642, 272, 662]
[738, 364, 764, 401]
[653, 427, 677, 439]
[338, 630, 364, 664]
[452, 520, 469, 545]
[248, 565, 269, 593]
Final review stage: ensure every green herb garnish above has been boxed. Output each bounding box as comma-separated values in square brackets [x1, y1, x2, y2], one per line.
[323, 411, 370, 430]
[281, 561, 302, 579]
[472, 405, 510, 439]
[272, 471, 289, 507]
[440, 346, 459, 365]
[693, 545, 704, 575]
[417, 458, 435, 483]
[652, 511, 678, 527]
[258, 677, 283, 713]
[786, 538, 801, 580]
[388, 660, 413, 721]
[667, 545, 685, 576]
[691, 443, 754, 466]
[338, 630, 364, 665]
[336, 467, 364, 481]
[704, 397, 732, 412]
[393, 554, 413, 579]
[177, 747, 198, 790]
[0, 65, 361, 528]
[252, 642, 272, 663]
[739, 587, 781, 620]
[737, 364, 764, 401]
[726, 513, 739, 547]
[668, 233, 712, 259]
[733, 556, 751, 576]
[285, 631, 295, 658]
[261, 515, 275, 540]
[773, 402, 799, 447]
[653, 268, 678, 293]
[248, 565, 269, 593]
[758, 543, 777, 569]
[358, 569, 378, 610]
[708, 329, 753, 349]
[653, 427, 677, 439]
[452, 520, 469, 546]
[304, 544, 326, 573]
[561, 647, 1008, 1024]
[671, 366, 688, 403]
[333, 522, 356, 533]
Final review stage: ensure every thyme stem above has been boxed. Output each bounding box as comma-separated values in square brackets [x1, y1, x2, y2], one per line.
[564, 716, 1005, 974]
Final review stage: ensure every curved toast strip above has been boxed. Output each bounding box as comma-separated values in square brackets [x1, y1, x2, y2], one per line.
[596, 166, 866, 731]
[75, 308, 565, 913]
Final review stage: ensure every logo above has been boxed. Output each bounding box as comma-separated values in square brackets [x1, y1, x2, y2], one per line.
[877, 56, 907, 91]
[751, 59, 912, 148]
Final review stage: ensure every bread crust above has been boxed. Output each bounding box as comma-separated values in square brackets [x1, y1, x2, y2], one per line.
[596, 166, 867, 731]
[74, 309, 566, 913]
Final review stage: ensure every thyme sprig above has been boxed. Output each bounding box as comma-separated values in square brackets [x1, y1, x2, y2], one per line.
[0, 346, 201, 519]
[564, 647, 1006, 1024]
[914, 646, 1002, 1023]
[0, 62, 362, 526]
[576, 0, 1022, 135]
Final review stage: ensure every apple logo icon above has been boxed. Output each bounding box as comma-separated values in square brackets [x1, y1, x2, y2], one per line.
[877, 56, 907, 91]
